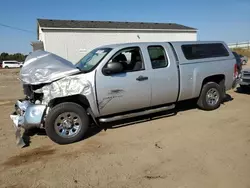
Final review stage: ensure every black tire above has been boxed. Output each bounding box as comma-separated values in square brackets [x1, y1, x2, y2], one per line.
[5, 66, 9, 69]
[197, 82, 223, 110]
[45, 102, 89, 145]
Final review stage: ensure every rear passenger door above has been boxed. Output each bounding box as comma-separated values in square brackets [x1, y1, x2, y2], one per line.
[146, 44, 179, 106]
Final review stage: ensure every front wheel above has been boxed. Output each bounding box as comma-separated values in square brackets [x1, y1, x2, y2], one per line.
[45, 102, 89, 144]
[197, 82, 223, 110]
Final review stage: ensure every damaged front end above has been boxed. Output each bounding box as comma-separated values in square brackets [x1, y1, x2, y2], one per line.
[10, 100, 47, 147]
[9, 50, 83, 147]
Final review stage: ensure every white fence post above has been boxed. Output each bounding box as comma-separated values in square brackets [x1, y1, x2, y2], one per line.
[228, 41, 250, 49]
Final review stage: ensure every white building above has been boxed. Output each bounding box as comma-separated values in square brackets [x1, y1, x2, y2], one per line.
[33, 18, 197, 62]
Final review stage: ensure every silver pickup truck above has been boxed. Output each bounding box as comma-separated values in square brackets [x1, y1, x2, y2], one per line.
[10, 41, 237, 146]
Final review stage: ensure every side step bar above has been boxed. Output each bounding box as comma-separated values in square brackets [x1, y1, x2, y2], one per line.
[99, 104, 175, 123]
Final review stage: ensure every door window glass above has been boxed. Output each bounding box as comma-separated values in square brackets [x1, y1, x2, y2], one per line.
[107, 47, 144, 72]
[148, 46, 168, 69]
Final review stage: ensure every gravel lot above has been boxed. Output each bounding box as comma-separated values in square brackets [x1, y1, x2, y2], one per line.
[0, 65, 250, 188]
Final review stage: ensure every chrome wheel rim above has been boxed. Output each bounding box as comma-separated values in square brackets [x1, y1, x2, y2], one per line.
[54, 112, 82, 138]
[206, 88, 219, 106]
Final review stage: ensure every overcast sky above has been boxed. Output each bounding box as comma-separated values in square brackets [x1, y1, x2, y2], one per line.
[0, 0, 249, 54]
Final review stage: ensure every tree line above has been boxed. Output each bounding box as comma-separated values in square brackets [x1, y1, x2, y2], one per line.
[0, 52, 27, 62]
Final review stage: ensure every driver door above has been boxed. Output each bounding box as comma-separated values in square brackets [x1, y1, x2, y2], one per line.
[95, 46, 151, 116]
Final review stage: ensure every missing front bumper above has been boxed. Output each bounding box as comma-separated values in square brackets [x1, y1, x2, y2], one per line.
[9, 100, 47, 147]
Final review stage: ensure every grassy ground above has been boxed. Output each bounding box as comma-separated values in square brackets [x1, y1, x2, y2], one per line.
[231, 48, 250, 57]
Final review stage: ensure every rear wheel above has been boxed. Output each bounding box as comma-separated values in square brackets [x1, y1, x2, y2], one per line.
[197, 82, 223, 110]
[45, 102, 89, 145]
[5, 66, 9, 69]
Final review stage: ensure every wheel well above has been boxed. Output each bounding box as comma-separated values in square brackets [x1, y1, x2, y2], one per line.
[200, 74, 225, 97]
[49, 95, 90, 109]
[202, 74, 225, 86]
[48, 95, 99, 126]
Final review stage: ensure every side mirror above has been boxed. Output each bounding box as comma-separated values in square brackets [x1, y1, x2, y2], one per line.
[103, 62, 124, 75]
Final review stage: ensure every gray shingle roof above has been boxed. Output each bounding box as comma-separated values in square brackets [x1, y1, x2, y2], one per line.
[37, 18, 197, 31]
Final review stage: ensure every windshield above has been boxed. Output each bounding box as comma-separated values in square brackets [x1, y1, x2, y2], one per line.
[75, 47, 112, 72]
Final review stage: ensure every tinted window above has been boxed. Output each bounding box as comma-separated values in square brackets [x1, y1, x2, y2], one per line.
[182, 43, 229, 60]
[107, 47, 144, 72]
[148, 46, 168, 69]
[5, 62, 19, 64]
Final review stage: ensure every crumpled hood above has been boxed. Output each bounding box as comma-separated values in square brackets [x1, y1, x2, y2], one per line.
[20, 50, 80, 85]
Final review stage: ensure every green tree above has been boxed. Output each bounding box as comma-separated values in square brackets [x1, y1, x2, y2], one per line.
[0, 52, 26, 61]
[0, 52, 9, 61]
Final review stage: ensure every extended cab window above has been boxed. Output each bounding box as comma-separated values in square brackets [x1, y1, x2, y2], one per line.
[182, 43, 229, 60]
[107, 47, 144, 72]
[148, 46, 168, 69]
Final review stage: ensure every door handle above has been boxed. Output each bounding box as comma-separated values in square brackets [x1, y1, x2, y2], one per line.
[136, 75, 148, 81]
